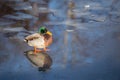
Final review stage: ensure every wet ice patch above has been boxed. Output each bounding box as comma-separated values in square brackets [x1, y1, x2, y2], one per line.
[3, 12, 33, 20]
[3, 27, 26, 32]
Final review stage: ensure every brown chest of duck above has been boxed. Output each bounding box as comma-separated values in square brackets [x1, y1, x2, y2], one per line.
[24, 50, 52, 71]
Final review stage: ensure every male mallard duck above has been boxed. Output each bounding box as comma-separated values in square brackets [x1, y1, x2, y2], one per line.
[24, 26, 52, 54]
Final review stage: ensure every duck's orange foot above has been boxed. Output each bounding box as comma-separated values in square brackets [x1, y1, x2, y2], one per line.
[34, 49, 42, 54]
[34, 46, 42, 54]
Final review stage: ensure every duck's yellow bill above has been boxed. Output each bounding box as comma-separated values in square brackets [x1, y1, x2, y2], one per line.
[47, 31, 52, 36]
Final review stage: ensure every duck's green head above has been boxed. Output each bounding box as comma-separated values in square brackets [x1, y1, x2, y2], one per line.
[39, 26, 52, 35]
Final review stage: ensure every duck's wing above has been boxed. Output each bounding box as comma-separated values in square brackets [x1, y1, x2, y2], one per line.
[25, 33, 40, 41]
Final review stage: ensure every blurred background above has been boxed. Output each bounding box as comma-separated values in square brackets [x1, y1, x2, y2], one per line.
[0, 0, 120, 80]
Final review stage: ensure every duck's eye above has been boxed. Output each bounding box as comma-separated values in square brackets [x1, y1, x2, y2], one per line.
[44, 28, 47, 33]
[41, 30, 45, 33]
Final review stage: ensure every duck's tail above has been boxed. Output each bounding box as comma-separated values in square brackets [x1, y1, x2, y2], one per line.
[24, 39, 28, 43]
